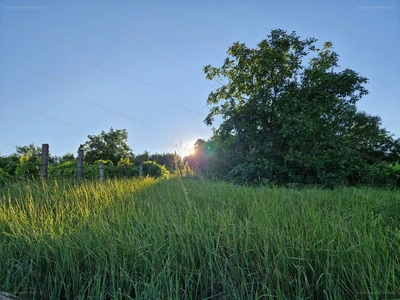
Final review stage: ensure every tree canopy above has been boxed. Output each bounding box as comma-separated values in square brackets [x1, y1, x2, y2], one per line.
[203, 29, 400, 186]
[82, 127, 133, 166]
[15, 144, 42, 159]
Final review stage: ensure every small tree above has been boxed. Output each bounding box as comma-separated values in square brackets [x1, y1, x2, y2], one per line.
[82, 127, 133, 166]
[15, 144, 42, 159]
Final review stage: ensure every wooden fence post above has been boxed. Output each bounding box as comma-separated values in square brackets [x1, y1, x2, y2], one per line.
[98, 162, 104, 181]
[40, 143, 49, 179]
[77, 148, 84, 180]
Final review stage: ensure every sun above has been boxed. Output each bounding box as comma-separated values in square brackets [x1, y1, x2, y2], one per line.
[181, 139, 197, 157]
[189, 147, 196, 156]
[169, 139, 196, 158]
[183, 145, 195, 157]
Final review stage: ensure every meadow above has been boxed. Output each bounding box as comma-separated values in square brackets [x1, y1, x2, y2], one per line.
[0, 177, 399, 299]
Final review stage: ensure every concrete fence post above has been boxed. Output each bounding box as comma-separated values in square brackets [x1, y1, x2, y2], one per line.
[77, 148, 84, 180]
[98, 162, 104, 181]
[40, 143, 49, 179]
[139, 163, 143, 177]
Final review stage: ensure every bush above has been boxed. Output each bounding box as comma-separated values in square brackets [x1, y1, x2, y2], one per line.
[227, 159, 270, 185]
[15, 155, 40, 179]
[0, 168, 11, 186]
[142, 161, 169, 178]
[0, 156, 19, 176]
[390, 162, 400, 186]
[103, 164, 139, 179]
[49, 160, 140, 180]
[49, 160, 76, 178]
[349, 162, 400, 187]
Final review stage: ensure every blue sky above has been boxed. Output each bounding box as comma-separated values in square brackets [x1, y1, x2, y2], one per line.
[1, 0, 399, 158]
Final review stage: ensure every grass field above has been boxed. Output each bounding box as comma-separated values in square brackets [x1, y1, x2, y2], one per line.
[0, 177, 399, 299]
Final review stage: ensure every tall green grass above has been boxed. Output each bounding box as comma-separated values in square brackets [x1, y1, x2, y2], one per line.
[0, 177, 399, 299]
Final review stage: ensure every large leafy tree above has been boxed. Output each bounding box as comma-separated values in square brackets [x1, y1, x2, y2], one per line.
[204, 29, 399, 185]
[82, 127, 133, 166]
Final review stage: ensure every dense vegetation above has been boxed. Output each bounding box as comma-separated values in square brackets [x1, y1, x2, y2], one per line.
[0, 128, 175, 186]
[185, 29, 400, 187]
[1, 177, 399, 299]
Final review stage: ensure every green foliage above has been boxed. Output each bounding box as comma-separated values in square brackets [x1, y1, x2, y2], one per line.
[91, 158, 139, 179]
[0, 167, 11, 186]
[49, 160, 77, 178]
[52, 152, 75, 164]
[0, 155, 19, 176]
[133, 150, 150, 165]
[142, 160, 169, 178]
[227, 158, 270, 185]
[15, 155, 40, 178]
[1, 145, 43, 180]
[82, 127, 133, 165]
[350, 112, 400, 164]
[102, 164, 139, 179]
[15, 143, 42, 159]
[0, 139, 173, 182]
[349, 162, 400, 187]
[117, 157, 133, 167]
[392, 162, 400, 174]
[49, 159, 140, 180]
[96, 159, 114, 166]
[150, 152, 179, 171]
[203, 29, 400, 186]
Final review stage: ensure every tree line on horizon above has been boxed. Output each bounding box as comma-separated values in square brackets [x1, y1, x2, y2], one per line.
[0, 127, 191, 184]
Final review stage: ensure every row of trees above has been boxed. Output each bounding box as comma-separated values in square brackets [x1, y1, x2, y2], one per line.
[0, 128, 192, 185]
[184, 30, 400, 187]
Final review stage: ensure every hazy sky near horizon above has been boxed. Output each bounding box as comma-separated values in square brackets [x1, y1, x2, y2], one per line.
[1, 0, 399, 157]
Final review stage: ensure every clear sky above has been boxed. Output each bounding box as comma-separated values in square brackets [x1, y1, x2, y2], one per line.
[1, 0, 399, 158]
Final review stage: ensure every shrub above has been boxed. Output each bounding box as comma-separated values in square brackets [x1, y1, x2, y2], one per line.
[103, 164, 139, 179]
[142, 161, 169, 178]
[349, 162, 400, 187]
[0, 168, 11, 186]
[15, 155, 40, 179]
[49, 160, 76, 178]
